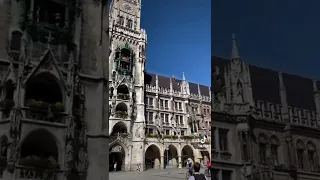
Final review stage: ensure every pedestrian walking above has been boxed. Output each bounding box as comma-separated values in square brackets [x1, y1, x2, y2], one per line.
[113, 162, 117, 172]
[136, 163, 141, 173]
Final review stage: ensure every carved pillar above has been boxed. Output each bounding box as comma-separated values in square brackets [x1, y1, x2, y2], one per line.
[313, 80, 320, 124]
[161, 155, 164, 169]
[279, 72, 289, 123]
[178, 156, 182, 169]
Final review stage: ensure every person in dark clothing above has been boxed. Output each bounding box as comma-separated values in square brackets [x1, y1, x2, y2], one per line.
[187, 162, 207, 180]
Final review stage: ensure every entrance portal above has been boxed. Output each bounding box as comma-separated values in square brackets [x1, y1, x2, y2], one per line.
[109, 144, 125, 171]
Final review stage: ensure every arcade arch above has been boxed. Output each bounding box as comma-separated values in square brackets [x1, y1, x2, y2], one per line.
[145, 144, 161, 170]
[163, 144, 178, 168]
[181, 145, 194, 167]
[111, 121, 128, 136]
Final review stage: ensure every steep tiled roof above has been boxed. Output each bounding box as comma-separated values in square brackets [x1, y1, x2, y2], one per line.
[249, 65, 281, 104]
[212, 56, 228, 93]
[145, 72, 156, 86]
[212, 56, 317, 110]
[144, 72, 210, 97]
[199, 84, 210, 97]
[282, 73, 315, 110]
[157, 75, 170, 89]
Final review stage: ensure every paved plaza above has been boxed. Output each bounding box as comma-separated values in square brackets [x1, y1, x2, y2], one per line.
[109, 168, 210, 180]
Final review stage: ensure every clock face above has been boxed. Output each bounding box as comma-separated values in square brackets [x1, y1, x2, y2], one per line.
[123, 3, 133, 13]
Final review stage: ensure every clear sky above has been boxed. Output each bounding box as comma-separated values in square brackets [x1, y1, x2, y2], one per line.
[212, 0, 320, 80]
[141, 0, 211, 86]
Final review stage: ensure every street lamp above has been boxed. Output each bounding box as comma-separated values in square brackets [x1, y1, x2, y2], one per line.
[166, 145, 169, 168]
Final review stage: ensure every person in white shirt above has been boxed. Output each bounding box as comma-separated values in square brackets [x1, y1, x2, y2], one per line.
[113, 162, 117, 172]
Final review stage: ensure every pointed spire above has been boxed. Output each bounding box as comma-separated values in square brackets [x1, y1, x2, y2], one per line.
[182, 72, 186, 81]
[231, 33, 240, 60]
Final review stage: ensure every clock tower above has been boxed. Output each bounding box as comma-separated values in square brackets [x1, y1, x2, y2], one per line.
[109, 0, 147, 171]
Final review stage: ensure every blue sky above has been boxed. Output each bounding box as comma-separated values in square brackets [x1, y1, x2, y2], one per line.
[141, 0, 211, 86]
[212, 0, 320, 80]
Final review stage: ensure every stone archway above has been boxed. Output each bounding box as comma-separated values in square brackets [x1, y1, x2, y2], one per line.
[111, 121, 128, 136]
[145, 144, 161, 170]
[109, 143, 126, 172]
[181, 145, 194, 167]
[19, 129, 60, 170]
[164, 144, 178, 168]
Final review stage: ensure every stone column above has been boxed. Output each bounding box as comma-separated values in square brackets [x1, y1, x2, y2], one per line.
[161, 155, 164, 169]
[178, 156, 182, 169]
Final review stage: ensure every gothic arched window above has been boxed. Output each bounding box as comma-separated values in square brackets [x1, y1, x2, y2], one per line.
[126, 19, 133, 29]
[258, 133, 268, 163]
[296, 139, 305, 170]
[307, 141, 318, 171]
[118, 16, 124, 25]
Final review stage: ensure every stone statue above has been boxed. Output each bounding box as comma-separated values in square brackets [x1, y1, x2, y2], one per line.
[66, 117, 75, 139]
[135, 125, 141, 138]
[65, 141, 74, 169]
[77, 147, 88, 173]
[36, 7, 41, 23]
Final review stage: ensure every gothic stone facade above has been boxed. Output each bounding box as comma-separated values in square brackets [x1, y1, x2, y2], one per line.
[0, 0, 110, 180]
[212, 36, 320, 180]
[108, 0, 211, 172]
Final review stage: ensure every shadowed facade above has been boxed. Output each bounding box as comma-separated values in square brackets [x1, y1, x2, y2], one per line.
[212, 35, 320, 180]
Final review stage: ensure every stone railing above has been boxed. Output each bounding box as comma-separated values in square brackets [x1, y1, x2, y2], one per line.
[15, 165, 60, 180]
[22, 107, 67, 124]
[146, 85, 158, 93]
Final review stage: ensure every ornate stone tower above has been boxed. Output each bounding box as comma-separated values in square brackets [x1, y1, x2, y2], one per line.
[0, 0, 109, 180]
[109, 0, 147, 171]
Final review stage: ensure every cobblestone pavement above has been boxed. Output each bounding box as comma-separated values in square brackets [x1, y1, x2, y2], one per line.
[109, 168, 210, 180]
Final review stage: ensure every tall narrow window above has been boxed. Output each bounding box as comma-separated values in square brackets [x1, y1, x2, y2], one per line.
[148, 112, 153, 123]
[242, 133, 249, 161]
[219, 129, 229, 151]
[126, 19, 133, 28]
[270, 136, 280, 166]
[307, 141, 318, 172]
[221, 170, 232, 180]
[258, 133, 268, 163]
[118, 16, 124, 25]
[212, 169, 219, 180]
[296, 139, 305, 170]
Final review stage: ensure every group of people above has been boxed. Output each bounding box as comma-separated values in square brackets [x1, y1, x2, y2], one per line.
[187, 160, 211, 180]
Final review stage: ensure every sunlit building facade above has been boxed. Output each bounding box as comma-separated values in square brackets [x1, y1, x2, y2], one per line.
[108, 0, 211, 171]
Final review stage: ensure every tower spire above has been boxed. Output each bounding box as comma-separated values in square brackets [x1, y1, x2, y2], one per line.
[182, 72, 186, 81]
[231, 33, 240, 60]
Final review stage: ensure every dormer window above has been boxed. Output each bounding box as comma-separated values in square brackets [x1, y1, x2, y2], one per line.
[118, 16, 124, 26]
[126, 19, 133, 29]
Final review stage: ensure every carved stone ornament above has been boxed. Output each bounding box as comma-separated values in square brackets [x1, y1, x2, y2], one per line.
[110, 145, 122, 153]
[77, 147, 88, 173]
[66, 116, 75, 139]
[65, 141, 74, 170]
